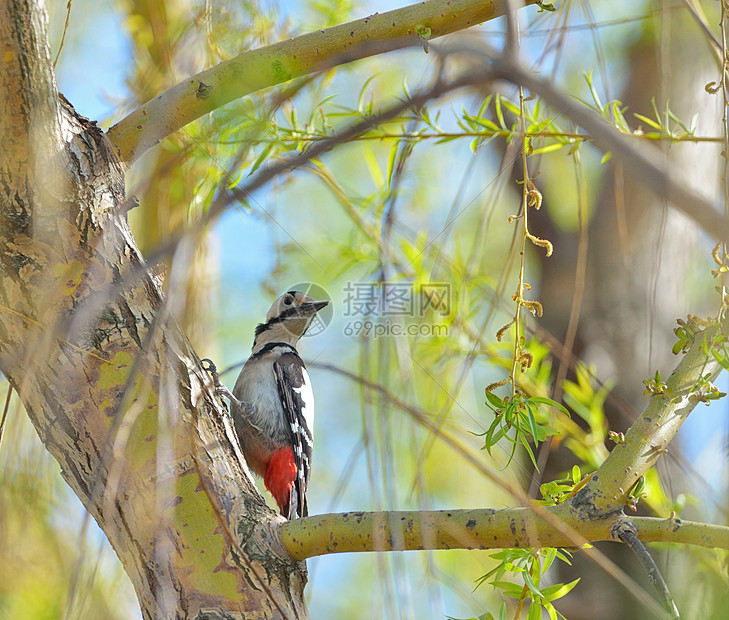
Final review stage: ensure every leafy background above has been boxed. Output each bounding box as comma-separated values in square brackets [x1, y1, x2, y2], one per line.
[1, 0, 727, 618]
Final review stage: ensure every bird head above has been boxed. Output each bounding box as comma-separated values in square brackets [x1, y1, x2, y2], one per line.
[253, 291, 329, 349]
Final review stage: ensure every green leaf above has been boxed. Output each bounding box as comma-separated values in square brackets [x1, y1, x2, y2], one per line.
[485, 391, 506, 410]
[633, 113, 662, 130]
[711, 347, 729, 371]
[495, 95, 506, 129]
[544, 601, 559, 620]
[248, 142, 274, 175]
[527, 602, 543, 620]
[531, 142, 564, 156]
[651, 97, 663, 128]
[466, 114, 501, 133]
[500, 98, 521, 116]
[385, 140, 399, 189]
[572, 465, 581, 484]
[414, 24, 431, 38]
[486, 424, 509, 454]
[529, 396, 570, 417]
[541, 578, 580, 602]
[477, 94, 494, 118]
[585, 73, 604, 112]
[522, 567, 542, 598]
[402, 77, 411, 99]
[524, 403, 540, 443]
[519, 432, 539, 469]
[491, 581, 527, 598]
[555, 549, 574, 566]
[542, 547, 558, 573]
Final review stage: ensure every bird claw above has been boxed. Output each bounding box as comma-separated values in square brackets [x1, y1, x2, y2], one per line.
[216, 385, 248, 410]
[202, 358, 248, 410]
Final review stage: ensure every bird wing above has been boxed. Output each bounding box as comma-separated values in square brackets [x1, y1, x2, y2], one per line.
[273, 352, 314, 518]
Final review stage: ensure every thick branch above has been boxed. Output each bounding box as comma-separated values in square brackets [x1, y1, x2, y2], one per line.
[632, 516, 729, 549]
[0, 0, 63, 232]
[568, 322, 725, 515]
[107, 0, 537, 164]
[0, 0, 60, 140]
[0, 98, 306, 617]
[280, 509, 729, 560]
[1, 1, 307, 615]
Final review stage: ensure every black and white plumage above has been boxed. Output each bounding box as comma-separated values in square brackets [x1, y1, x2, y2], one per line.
[231, 291, 327, 519]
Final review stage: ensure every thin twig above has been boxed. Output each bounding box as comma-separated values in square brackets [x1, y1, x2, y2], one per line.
[614, 522, 681, 620]
[0, 382, 13, 450]
[52, 0, 73, 69]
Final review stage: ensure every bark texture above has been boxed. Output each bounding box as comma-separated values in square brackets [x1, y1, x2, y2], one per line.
[0, 1, 305, 617]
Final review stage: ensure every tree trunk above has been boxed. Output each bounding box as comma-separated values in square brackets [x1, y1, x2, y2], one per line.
[0, 1, 305, 617]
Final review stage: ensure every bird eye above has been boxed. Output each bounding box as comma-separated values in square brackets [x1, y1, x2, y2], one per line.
[283, 293, 294, 305]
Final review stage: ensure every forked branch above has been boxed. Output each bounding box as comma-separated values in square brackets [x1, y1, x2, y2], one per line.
[107, 0, 538, 164]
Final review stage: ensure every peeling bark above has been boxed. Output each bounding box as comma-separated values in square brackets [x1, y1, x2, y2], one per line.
[0, 1, 306, 617]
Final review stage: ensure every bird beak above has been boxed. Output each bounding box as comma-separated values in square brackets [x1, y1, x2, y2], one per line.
[305, 300, 329, 313]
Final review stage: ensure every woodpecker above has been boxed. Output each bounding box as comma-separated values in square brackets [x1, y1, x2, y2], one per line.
[230, 291, 328, 520]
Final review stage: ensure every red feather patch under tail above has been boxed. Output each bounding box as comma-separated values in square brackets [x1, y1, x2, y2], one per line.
[264, 447, 296, 517]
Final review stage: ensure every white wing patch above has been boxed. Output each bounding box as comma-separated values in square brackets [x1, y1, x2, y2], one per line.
[293, 367, 315, 438]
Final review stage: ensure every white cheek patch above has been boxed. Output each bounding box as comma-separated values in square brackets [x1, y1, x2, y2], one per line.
[293, 368, 315, 436]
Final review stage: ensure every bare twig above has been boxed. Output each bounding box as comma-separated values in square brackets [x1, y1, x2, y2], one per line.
[614, 521, 681, 620]
[0, 382, 12, 450]
[52, 0, 73, 68]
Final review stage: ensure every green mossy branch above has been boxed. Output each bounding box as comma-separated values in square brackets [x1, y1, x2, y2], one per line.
[107, 0, 538, 164]
[280, 509, 729, 560]
[570, 321, 726, 515]
[631, 516, 729, 549]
